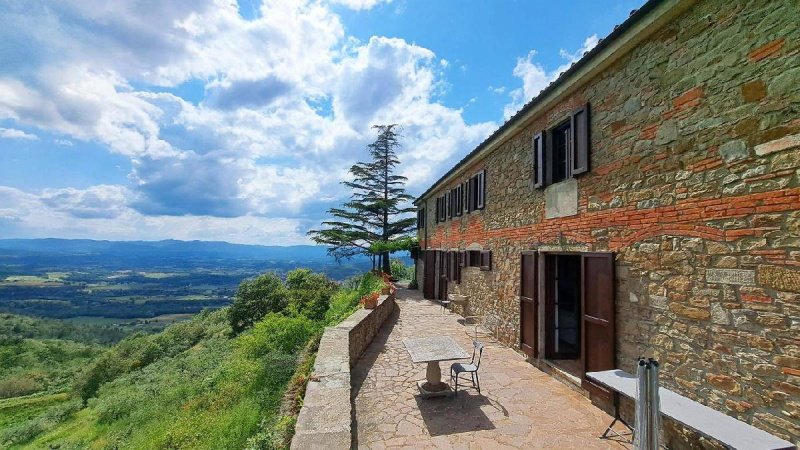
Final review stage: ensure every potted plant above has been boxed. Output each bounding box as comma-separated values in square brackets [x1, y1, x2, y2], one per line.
[362, 291, 380, 309]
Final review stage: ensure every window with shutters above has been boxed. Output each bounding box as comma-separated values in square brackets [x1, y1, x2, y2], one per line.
[417, 208, 425, 229]
[534, 104, 590, 188]
[446, 191, 452, 219]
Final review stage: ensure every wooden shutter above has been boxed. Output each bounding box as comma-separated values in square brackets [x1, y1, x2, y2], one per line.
[520, 251, 538, 358]
[544, 130, 554, 186]
[533, 132, 545, 189]
[423, 251, 436, 299]
[581, 252, 615, 399]
[446, 192, 451, 219]
[477, 170, 486, 209]
[455, 185, 462, 216]
[571, 104, 590, 176]
[480, 250, 492, 271]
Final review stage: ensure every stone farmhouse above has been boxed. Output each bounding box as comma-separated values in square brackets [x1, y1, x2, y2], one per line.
[413, 0, 799, 446]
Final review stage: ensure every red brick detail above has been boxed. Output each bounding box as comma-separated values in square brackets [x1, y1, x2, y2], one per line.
[672, 87, 705, 110]
[425, 188, 800, 251]
[640, 123, 659, 140]
[688, 156, 723, 172]
[741, 293, 772, 303]
[748, 38, 785, 62]
[783, 367, 800, 377]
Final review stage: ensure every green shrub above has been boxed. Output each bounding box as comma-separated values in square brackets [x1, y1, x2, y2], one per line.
[357, 271, 385, 297]
[285, 269, 337, 321]
[390, 259, 412, 280]
[229, 272, 289, 334]
[238, 314, 317, 359]
[0, 375, 41, 398]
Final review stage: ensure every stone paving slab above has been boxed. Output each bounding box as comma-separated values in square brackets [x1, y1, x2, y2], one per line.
[352, 289, 628, 449]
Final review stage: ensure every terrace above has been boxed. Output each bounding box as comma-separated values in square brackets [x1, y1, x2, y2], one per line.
[349, 288, 621, 449]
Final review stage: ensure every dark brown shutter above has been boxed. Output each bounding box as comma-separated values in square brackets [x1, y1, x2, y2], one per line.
[581, 252, 615, 399]
[455, 185, 462, 216]
[423, 250, 436, 299]
[480, 250, 492, 271]
[571, 104, 590, 176]
[533, 132, 545, 189]
[544, 130, 554, 186]
[477, 170, 486, 209]
[520, 251, 538, 357]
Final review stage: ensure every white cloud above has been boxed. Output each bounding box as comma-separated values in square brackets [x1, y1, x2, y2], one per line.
[328, 0, 392, 11]
[0, 127, 38, 140]
[0, 0, 497, 242]
[503, 34, 598, 119]
[0, 186, 310, 245]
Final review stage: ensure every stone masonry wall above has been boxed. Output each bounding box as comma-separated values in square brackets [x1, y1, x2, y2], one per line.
[292, 294, 396, 450]
[417, 0, 800, 446]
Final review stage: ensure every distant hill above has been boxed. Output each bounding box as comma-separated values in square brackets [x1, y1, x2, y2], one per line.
[0, 238, 332, 261]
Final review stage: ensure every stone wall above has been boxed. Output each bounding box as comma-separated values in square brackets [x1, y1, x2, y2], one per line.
[291, 294, 396, 450]
[417, 0, 799, 446]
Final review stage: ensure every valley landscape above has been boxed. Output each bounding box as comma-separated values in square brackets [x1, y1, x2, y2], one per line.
[0, 239, 407, 449]
[0, 239, 375, 326]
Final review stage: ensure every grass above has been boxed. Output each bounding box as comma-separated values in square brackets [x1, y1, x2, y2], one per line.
[2, 270, 389, 450]
[0, 393, 70, 429]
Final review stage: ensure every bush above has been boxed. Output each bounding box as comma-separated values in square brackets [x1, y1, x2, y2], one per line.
[390, 259, 412, 280]
[238, 314, 318, 359]
[0, 375, 41, 398]
[285, 269, 337, 321]
[229, 273, 288, 334]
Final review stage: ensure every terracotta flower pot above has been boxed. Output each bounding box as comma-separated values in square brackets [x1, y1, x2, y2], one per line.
[363, 292, 379, 309]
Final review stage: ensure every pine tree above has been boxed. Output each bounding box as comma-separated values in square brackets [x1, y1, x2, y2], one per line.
[308, 124, 416, 274]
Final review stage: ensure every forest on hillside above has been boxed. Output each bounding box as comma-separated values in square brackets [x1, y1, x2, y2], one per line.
[0, 268, 398, 449]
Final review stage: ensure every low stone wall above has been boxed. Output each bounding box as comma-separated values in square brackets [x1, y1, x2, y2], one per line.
[291, 293, 396, 450]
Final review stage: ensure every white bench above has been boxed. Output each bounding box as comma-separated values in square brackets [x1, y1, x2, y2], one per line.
[586, 369, 795, 450]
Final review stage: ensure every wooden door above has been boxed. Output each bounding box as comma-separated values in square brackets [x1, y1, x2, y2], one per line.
[423, 250, 436, 299]
[580, 252, 615, 398]
[520, 251, 538, 358]
[438, 251, 448, 300]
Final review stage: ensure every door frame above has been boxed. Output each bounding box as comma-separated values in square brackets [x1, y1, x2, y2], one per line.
[542, 252, 583, 360]
[520, 251, 538, 358]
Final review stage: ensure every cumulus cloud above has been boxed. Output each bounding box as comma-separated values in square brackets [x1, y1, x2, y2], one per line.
[503, 35, 599, 119]
[0, 186, 311, 245]
[0, 127, 38, 140]
[0, 0, 497, 242]
[328, 0, 392, 11]
[40, 185, 129, 219]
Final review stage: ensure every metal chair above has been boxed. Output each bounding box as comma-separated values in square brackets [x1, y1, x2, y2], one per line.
[450, 341, 484, 396]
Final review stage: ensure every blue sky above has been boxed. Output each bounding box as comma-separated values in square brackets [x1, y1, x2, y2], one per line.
[0, 0, 642, 244]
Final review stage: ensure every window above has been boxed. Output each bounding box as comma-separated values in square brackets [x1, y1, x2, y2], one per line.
[447, 251, 462, 283]
[534, 104, 590, 188]
[446, 191, 452, 219]
[466, 170, 486, 211]
[417, 208, 425, 229]
[480, 250, 492, 271]
[436, 195, 446, 223]
[468, 250, 481, 267]
[551, 121, 571, 184]
[454, 184, 463, 217]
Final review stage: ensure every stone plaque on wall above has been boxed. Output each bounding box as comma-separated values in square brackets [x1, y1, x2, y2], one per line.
[706, 268, 755, 285]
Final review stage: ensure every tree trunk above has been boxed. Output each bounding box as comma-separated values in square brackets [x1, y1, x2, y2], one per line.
[382, 251, 391, 275]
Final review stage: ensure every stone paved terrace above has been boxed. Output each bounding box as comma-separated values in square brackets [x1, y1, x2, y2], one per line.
[352, 288, 628, 449]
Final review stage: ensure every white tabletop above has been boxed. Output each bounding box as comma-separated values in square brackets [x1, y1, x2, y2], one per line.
[587, 370, 795, 450]
[403, 336, 470, 363]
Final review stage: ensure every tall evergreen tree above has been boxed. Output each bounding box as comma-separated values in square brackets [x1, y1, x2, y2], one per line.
[308, 124, 416, 274]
